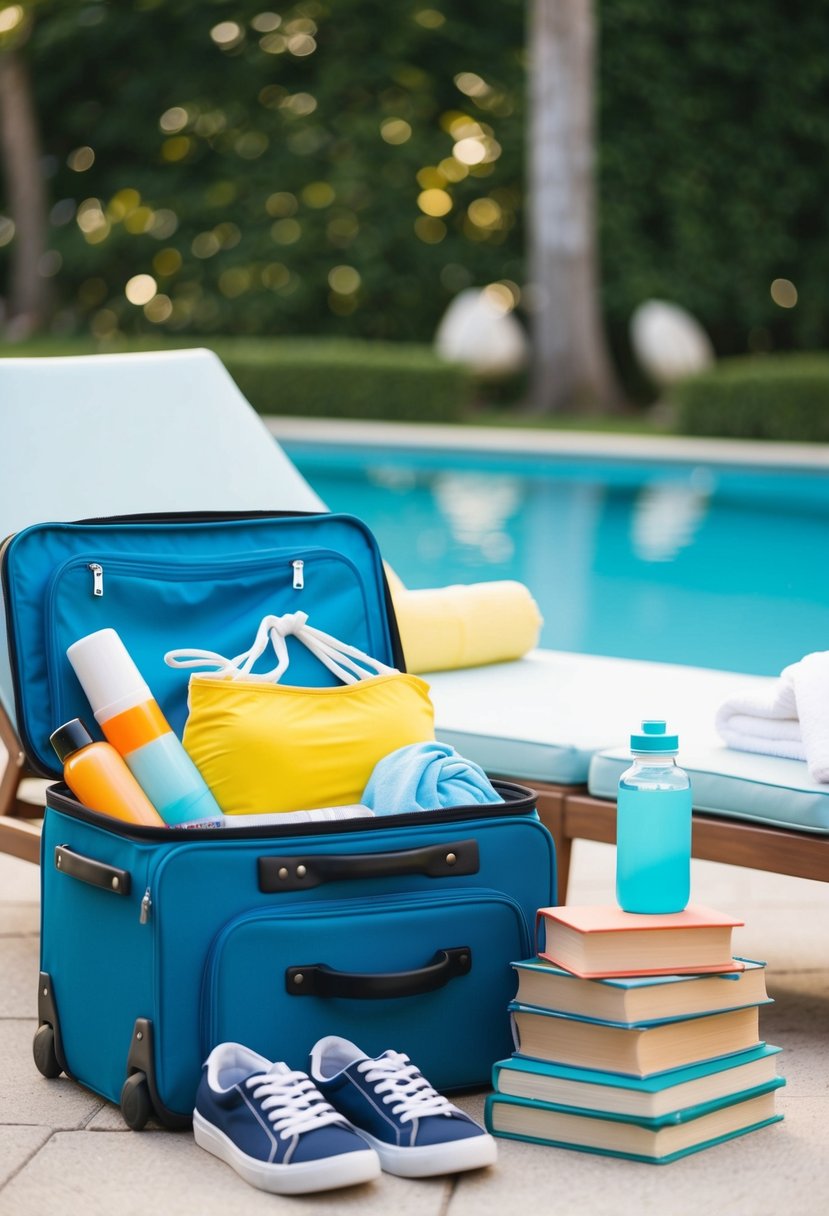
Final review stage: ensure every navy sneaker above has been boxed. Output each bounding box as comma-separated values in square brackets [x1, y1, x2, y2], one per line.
[193, 1042, 380, 1194]
[309, 1036, 497, 1178]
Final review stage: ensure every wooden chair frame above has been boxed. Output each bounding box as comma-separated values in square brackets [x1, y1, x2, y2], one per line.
[0, 707, 41, 864]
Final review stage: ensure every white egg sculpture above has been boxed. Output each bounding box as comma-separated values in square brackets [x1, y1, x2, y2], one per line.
[435, 287, 529, 375]
[630, 300, 714, 387]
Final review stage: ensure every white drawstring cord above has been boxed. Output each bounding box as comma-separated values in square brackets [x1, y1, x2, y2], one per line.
[164, 611, 397, 686]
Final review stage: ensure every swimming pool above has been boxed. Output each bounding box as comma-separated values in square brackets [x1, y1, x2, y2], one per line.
[282, 430, 829, 677]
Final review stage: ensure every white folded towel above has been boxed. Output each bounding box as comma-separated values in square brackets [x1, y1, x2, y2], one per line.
[715, 651, 829, 782]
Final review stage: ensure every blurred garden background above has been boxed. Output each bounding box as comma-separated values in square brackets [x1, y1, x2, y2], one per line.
[2, 0, 829, 436]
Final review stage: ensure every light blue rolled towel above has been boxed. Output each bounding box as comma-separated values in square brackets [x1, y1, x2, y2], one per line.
[363, 740, 503, 815]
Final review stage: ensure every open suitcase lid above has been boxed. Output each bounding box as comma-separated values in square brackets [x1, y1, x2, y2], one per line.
[1, 511, 404, 778]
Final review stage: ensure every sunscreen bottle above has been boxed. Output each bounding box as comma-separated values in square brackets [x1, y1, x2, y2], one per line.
[616, 719, 692, 914]
[66, 628, 222, 828]
[50, 718, 166, 828]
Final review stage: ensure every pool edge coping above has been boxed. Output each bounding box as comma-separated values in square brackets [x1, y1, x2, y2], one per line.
[264, 415, 829, 470]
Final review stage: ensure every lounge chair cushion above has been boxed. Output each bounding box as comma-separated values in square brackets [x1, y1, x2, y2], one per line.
[427, 649, 762, 786]
[588, 746, 829, 834]
[428, 649, 829, 834]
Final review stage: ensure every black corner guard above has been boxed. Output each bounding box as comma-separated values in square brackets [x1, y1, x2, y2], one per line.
[285, 946, 472, 999]
[54, 845, 131, 896]
[37, 971, 69, 1075]
[125, 1019, 191, 1129]
[259, 839, 479, 892]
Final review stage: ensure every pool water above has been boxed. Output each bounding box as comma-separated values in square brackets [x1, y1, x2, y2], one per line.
[285, 441, 829, 676]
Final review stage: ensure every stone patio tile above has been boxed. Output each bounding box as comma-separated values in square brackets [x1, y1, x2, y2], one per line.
[0, 904, 40, 937]
[448, 1098, 829, 1216]
[0, 1127, 51, 1189]
[761, 972, 829, 1095]
[0, 1129, 449, 1216]
[0, 1021, 103, 1129]
[0, 936, 39, 1018]
[0, 854, 39, 904]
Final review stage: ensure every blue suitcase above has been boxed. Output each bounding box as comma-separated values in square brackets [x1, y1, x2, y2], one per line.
[3, 512, 555, 1128]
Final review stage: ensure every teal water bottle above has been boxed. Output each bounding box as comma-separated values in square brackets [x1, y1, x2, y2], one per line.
[616, 720, 692, 914]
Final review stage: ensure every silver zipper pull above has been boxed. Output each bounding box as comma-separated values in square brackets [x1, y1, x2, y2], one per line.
[139, 888, 152, 924]
[88, 563, 104, 597]
[292, 559, 305, 590]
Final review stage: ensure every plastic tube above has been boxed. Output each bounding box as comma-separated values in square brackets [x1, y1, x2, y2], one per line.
[66, 628, 222, 828]
[50, 718, 166, 828]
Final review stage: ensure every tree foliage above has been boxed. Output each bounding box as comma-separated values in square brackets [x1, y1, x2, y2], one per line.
[598, 0, 829, 360]
[1, 0, 828, 365]
[2, 0, 525, 341]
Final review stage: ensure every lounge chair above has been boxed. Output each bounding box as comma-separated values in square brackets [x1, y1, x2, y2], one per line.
[2, 349, 828, 892]
[0, 349, 322, 861]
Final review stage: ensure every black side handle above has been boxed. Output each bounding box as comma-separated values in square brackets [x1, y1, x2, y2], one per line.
[54, 845, 131, 896]
[259, 839, 479, 893]
[286, 947, 472, 999]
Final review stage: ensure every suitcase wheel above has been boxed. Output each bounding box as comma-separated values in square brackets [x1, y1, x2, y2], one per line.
[32, 1024, 62, 1079]
[120, 1071, 153, 1130]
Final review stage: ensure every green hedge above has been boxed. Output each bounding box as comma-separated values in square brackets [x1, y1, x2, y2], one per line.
[213, 338, 471, 421]
[672, 354, 829, 441]
[0, 336, 473, 422]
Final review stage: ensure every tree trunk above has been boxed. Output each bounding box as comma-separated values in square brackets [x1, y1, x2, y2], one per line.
[527, 0, 621, 414]
[0, 47, 49, 338]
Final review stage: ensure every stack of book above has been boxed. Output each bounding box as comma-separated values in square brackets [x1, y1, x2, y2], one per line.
[485, 904, 785, 1164]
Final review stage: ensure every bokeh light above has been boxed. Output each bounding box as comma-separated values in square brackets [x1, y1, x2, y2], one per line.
[251, 12, 281, 33]
[124, 274, 157, 306]
[0, 5, 24, 35]
[67, 146, 95, 172]
[414, 216, 446, 244]
[144, 294, 173, 322]
[302, 181, 335, 208]
[271, 217, 302, 244]
[483, 281, 517, 313]
[159, 107, 188, 133]
[266, 192, 298, 217]
[454, 72, 489, 99]
[770, 278, 797, 308]
[417, 188, 452, 217]
[328, 265, 361, 294]
[453, 137, 486, 166]
[381, 119, 413, 145]
[153, 248, 183, 277]
[413, 9, 445, 28]
[210, 22, 244, 49]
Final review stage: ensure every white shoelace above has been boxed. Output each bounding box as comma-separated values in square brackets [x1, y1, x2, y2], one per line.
[245, 1068, 346, 1140]
[356, 1052, 459, 1124]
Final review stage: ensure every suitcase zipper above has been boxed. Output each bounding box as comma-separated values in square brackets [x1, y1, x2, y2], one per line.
[68, 551, 330, 601]
[88, 563, 104, 596]
[139, 888, 152, 924]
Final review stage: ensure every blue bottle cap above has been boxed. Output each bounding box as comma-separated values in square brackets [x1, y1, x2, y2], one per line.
[630, 719, 679, 752]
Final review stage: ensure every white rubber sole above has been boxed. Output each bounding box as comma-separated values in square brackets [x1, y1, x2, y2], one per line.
[192, 1110, 381, 1194]
[356, 1127, 498, 1178]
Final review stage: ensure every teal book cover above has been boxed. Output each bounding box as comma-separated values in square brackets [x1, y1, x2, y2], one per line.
[511, 957, 766, 991]
[508, 992, 771, 1031]
[510, 958, 771, 1026]
[484, 1087, 784, 1165]
[492, 1042, 782, 1094]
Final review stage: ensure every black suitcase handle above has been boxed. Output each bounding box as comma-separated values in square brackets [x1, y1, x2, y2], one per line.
[259, 839, 479, 892]
[54, 845, 131, 896]
[285, 946, 471, 999]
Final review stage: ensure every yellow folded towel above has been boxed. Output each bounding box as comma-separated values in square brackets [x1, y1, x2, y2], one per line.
[385, 565, 543, 674]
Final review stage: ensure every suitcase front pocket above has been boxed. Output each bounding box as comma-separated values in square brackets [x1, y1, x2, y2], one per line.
[44, 547, 378, 745]
[201, 888, 531, 1090]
